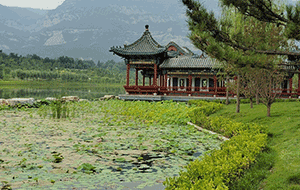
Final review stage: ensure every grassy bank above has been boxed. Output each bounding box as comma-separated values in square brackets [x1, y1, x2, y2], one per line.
[211, 102, 300, 189]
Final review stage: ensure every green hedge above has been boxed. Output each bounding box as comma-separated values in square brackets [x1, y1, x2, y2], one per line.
[187, 100, 223, 116]
[102, 100, 191, 125]
[164, 103, 267, 189]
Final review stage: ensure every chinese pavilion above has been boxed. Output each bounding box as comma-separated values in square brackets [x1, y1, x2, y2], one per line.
[110, 25, 300, 99]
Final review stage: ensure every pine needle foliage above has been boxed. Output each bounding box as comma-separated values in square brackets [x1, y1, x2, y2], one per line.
[182, 0, 298, 58]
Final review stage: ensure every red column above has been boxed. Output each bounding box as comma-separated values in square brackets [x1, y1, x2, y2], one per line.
[214, 75, 217, 96]
[135, 69, 138, 86]
[149, 77, 152, 86]
[154, 64, 157, 86]
[126, 64, 130, 86]
[165, 74, 168, 88]
[188, 75, 192, 92]
[143, 75, 145, 86]
[289, 77, 293, 94]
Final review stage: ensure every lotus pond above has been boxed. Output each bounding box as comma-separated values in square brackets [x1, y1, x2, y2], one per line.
[0, 100, 222, 189]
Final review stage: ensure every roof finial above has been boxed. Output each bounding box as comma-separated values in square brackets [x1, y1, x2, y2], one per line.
[145, 25, 149, 31]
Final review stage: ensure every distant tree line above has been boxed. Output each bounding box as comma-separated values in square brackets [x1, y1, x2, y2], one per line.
[0, 51, 130, 83]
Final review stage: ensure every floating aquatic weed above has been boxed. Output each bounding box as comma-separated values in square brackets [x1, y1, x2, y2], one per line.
[51, 152, 64, 163]
[139, 145, 148, 150]
[114, 158, 126, 163]
[1, 184, 12, 190]
[78, 163, 96, 174]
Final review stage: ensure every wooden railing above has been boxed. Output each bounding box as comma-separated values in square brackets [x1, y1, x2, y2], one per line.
[124, 85, 300, 98]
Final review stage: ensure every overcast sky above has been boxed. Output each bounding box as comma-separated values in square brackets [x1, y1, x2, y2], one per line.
[0, 0, 297, 10]
[0, 0, 65, 10]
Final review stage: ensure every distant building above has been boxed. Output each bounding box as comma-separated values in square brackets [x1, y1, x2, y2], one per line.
[110, 25, 299, 99]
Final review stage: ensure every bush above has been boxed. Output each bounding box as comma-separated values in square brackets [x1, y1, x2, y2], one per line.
[187, 100, 223, 116]
[102, 100, 191, 125]
[164, 101, 267, 189]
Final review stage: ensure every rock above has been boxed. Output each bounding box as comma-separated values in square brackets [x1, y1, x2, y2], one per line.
[0, 99, 9, 106]
[61, 96, 79, 102]
[100, 95, 116, 101]
[104, 95, 115, 99]
[6, 98, 35, 106]
[79, 99, 89, 102]
[45, 97, 57, 101]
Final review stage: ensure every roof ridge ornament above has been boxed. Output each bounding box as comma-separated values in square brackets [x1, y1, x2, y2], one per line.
[145, 25, 149, 31]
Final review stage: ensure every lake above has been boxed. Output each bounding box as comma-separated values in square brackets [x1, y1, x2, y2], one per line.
[0, 81, 125, 100]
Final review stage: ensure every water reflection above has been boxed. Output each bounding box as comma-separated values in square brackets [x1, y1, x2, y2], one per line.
[0, 86, 125, 100]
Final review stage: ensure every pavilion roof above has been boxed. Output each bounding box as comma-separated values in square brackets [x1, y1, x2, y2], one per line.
[110, 26, 167, 57]
[166, 41, 193, 56]
[160, 56, 220, 69]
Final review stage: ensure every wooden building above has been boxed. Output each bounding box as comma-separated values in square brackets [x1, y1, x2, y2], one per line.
[110, 25, 300, 99]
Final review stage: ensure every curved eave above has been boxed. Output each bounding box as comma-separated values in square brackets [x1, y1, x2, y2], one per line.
[160, 66, 217, 69]
[166, 41, 190, 55]
[110, 47, 167, 57]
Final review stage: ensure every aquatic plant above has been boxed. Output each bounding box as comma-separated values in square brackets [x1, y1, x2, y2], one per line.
[78, 163, 96, 174]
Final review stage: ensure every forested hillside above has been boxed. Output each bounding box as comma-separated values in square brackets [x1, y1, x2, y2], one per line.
[0, 51, 134, 84]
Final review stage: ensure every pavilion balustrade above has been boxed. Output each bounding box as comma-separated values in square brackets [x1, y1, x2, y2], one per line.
[124, 71, 299, 98]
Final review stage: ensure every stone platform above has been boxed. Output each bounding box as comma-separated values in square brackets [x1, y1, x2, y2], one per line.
[118, 94, 235, 102]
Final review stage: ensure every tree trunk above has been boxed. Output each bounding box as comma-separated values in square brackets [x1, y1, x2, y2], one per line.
[236, 75, 240, 113]
[226, 75, 229, 105]
[267, 103, 271, 117]
[256, 92, 259, 104]
[250, 97, 253, 108]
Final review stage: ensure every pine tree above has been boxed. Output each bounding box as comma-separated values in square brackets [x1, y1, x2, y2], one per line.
[182, 0, 299, 59]
[182, 0, 290, 115]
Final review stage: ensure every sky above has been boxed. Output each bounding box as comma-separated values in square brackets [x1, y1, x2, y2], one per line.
[0, 0, 65, 10]
[0, 0, 297, 10]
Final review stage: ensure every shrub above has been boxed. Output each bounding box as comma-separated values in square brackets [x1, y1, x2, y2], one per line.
[187, 100, 223, 116]
[164, 101, 267, 189]
[50, 100, 70, 119]
[102, 100, 191, 125]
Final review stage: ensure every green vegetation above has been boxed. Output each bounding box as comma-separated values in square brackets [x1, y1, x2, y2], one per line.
[188, 100, 224, 116]
[102, 100, 193, 125]
[210, 102, 300, 189]
[78, 163, 96, 174]
[0, 52, 140, 85]
[164, 100, 267, 189]
[1, 98, 298, 189]
[0, 100, 221, 189]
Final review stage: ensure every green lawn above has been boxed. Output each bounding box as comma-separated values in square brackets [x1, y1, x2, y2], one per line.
[211, 102, 300, 189]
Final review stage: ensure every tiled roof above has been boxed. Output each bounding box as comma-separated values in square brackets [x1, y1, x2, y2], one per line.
[166, 41, 191, 56]
[110, 30, 167, 57]
[160, 56, 220, 69]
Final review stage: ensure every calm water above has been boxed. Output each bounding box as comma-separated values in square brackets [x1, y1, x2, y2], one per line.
[0, 86, 125, 100]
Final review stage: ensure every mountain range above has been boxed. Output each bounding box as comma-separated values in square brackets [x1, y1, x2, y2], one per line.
[0, 0, 217, 62]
